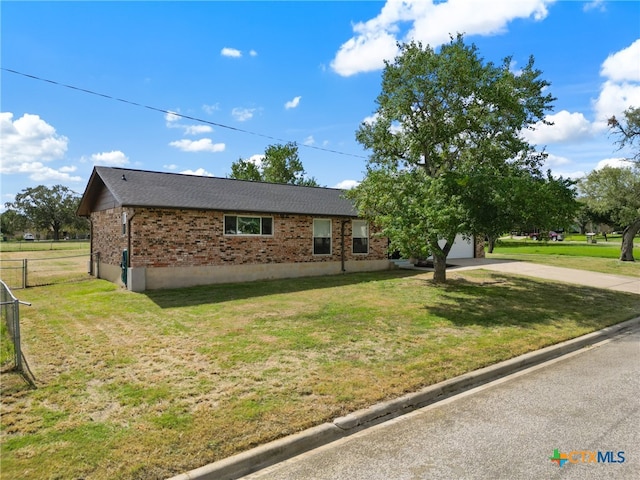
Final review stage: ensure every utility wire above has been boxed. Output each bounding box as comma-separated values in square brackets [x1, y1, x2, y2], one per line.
[2, 67, 367, 160]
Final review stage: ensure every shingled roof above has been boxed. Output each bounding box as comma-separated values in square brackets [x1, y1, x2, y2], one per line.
[77, 167, 359, 217]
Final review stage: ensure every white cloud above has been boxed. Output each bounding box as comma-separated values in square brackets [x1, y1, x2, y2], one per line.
[221, 47, 242, 58]
[165, 110, 181, 125]
[164, 164, 178, 170]
[0, 112, 80, 183]
[184, 125, 213, 135]
[303, 135, 315, 146]
[285, 96, 302, 109]
[592, 39, 640, 129]
[232, 107, 256, 122]
[165, 109, 214, 135]
[169, 139, 226, 153]
[202, 103, 220, 114]
[331, 30, 399, 77]
[583, 0, 606, 12]
[247, 154, 264, 167]
[2, 161, 82, 183]
[592, 81, 640, 128]
[595, 157, 635, 170]
[334, 179, 360, 190]
[523, 110, 593, 145]
[91, 150, 130, 166]
[551, 170, 586, 180]
[362, 113, 379, 125]
[331, 0, 554, 77]
[0, 112, 68, 166]
[180, 168, 214, 177]
[249, 49, 258, 57]
[601, 39, 640, 82]
[544, 153, 572, 167]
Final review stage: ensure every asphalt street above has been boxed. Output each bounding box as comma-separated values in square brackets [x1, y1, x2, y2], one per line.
[241, 325, 640, 480]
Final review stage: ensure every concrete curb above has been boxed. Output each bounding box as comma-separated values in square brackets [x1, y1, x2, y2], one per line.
[168, 316, 640, 480]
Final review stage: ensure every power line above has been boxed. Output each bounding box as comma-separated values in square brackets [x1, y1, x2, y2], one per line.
[2, 67, 367, 160]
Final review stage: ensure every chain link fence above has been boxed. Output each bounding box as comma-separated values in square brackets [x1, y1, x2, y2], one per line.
[0, 254, 91, 289]
[1, 279, 30, 374]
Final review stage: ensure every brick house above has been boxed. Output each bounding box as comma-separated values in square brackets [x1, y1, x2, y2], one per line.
[77, 167, 394, 291]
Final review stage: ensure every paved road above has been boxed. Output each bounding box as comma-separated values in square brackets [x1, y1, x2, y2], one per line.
[242, 326, 640, 480]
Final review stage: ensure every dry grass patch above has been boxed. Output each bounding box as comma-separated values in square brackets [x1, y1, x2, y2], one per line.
[1, 269, 639, 479]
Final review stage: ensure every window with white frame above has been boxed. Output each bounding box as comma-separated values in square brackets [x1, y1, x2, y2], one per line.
[352, 220, 369, 254]
[224, 215, 273, 236]
[121, 212, 127, 236]
[313, 218, 331, 255]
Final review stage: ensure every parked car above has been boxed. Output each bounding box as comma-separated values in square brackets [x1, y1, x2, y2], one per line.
[549, 231, 564, 241]
[23, 233, 35, 241]
[529, 231, 564, 241]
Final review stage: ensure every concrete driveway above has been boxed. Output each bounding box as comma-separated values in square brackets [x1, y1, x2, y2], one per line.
[448, 258, 640, 295]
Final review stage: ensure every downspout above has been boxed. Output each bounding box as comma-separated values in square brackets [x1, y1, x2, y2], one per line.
[127, 209, 136, 269]
[341, 219, 348, 272]
[89, 218, 94, 276]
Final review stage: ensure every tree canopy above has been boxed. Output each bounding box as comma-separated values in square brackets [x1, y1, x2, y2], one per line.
[579, 165, 640, 261]
[608, 106, 640, 163]
[348, 36, 576, 282]
[229, 142, 320, 186]
[4, 185, 86, 240]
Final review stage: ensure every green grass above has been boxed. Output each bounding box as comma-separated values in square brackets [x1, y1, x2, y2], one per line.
[0, 240, 90, 253]
[0, 319, 16, 366]
[1, 267, 639, 480]
[489, 239, 640, 277]
[1, 241, 91, 288]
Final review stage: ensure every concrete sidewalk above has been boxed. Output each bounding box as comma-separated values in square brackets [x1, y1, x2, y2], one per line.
[447, 258, 639, 295]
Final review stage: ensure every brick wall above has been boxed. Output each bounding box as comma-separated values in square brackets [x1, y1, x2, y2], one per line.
[90, 207, 129, 266]
[92, 207, 388, 268]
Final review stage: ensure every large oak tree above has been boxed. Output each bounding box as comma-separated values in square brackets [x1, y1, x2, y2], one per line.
[6, 185, 84, 240]
[579, 166, 640, 261]
[348, 36, 575, 282]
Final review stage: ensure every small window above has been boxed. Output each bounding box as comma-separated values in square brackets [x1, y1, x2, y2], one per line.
[313, 219, 331, 255]
[224, 215, 273, 236]
[352, 220, 369, 254]
[261, 217, 273, 235]
[224, 216, 237, 234]
[122, 212, 127, 235]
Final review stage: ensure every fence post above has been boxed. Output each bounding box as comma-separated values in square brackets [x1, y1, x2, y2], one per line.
[12, 297, 22, 372]
[0, 280, 28, 375]
[23, 258, 28, 289]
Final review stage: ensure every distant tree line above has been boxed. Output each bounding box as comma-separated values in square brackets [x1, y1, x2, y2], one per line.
[1, 185, 89, 241]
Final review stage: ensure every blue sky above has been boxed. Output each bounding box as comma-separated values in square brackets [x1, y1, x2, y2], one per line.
[1, 0, 639, 208]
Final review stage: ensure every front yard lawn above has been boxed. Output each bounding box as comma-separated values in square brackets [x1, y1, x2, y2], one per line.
[1, 269, 639, 479]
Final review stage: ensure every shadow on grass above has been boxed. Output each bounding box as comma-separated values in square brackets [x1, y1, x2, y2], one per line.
[144, 269, 424, 308]
[421, 274, 640, 330]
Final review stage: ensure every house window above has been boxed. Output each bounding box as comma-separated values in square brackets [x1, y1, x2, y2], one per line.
[122, 212, 127, 236]
[313, 218, 331, 255]
[224, 215, 273, 236]
[352, 220, 369, 254]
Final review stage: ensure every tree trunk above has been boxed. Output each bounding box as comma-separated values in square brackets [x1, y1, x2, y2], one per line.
[620, 218, 640, 261]
[430, 237, 453, 283]
[432, 253, 447, 283]
[487, 235, 496, 254]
